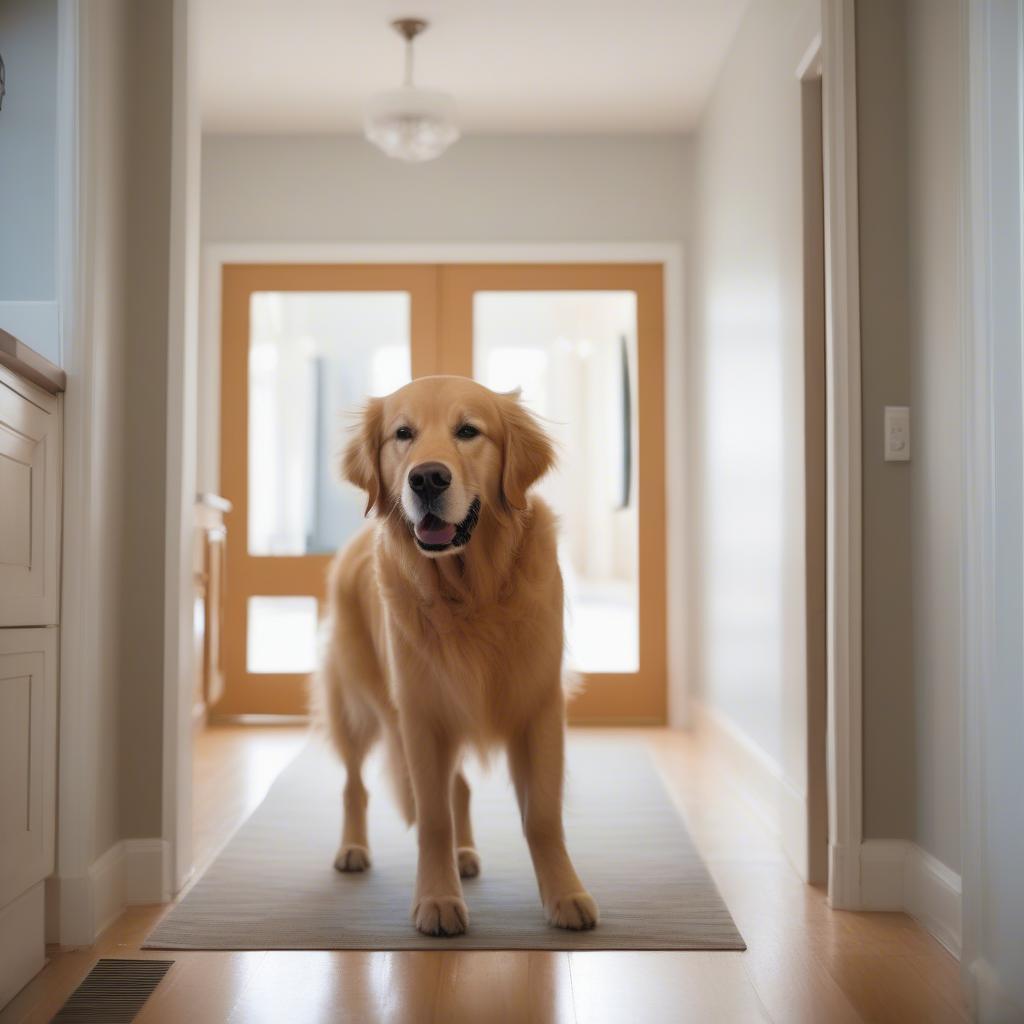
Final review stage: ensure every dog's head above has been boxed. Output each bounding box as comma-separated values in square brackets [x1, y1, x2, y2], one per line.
[342, 375, 554, 558]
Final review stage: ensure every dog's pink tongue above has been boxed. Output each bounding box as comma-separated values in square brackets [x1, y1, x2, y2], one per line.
[415, 513, 456, 546]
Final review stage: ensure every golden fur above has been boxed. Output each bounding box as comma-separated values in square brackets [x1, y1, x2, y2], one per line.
[312, 375, 597, 936]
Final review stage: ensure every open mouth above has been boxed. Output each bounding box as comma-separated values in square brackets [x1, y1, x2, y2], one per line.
[413, 498, 481, 553]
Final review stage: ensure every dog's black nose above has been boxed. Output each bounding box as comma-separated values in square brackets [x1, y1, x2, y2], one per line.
[408, 462, 452, 501]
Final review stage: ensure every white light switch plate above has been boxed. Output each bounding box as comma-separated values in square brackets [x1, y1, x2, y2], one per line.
[884, 405, 911, 461]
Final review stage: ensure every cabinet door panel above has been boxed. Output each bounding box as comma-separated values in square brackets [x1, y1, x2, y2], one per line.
[0, 367, 61, 626]
[0, 628, 58, 908]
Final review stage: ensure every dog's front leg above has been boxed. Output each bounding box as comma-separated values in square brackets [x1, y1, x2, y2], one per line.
[508, 696, 599, 930]
[402, 713, 468, 936]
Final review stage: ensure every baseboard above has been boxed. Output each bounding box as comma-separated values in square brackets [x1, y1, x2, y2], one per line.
[860, 839, 910, 908]
[860, 839, 962, 957]
[45, 838, 170, 948]
[695, 702, 810, 880]
[122, 839, 172, 904]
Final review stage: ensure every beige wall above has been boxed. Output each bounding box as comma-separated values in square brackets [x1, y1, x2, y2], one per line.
[76, 0, 132, 860]
[855, 0, 964, 871]
[200, 134, 692, 247]
[68, 0, 173, 857]
[905, 0, 963, 873]
[117, 0, 174, 842]
[687, 0, 819, 811]
[855, 0, 916, 843]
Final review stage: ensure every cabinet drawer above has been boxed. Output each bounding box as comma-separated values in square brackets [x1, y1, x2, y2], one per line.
[0, 628, 58, 909]
[0, 366, 61, 626]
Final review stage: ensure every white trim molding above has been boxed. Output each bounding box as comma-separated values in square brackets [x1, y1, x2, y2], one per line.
[821, 0, 864, 910]
[163, 0, 202, 897]
[45, 839, 170, 948]
[860, 840, 962, 958]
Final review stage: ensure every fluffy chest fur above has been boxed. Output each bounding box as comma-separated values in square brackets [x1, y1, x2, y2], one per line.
[372, 500, 565, 738]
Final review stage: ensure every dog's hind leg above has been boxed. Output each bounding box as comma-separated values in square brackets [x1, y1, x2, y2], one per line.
[331, 696, 378, 873]
[453, 769, 481, 878]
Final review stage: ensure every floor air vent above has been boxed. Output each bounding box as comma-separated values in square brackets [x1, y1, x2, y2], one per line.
[52, 958, 174, 1022]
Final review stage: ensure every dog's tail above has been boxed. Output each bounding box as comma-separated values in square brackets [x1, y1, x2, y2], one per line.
[383, 731, 416, 827]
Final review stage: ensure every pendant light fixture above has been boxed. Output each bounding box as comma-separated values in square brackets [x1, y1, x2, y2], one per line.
[364, 18, 460, 163]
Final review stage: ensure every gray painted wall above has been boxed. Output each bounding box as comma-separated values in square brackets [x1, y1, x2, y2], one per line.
[0, 0, 57, 303]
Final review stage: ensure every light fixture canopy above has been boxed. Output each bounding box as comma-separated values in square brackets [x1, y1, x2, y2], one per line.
[364, 18, 460, 163]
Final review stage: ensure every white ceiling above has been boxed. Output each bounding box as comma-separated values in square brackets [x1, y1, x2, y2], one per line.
[197, 0, 749, 135]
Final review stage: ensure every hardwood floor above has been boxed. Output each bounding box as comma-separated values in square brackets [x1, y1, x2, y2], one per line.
[0, 725, 967, 1024]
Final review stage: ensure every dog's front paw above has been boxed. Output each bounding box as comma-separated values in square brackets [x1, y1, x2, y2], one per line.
[413, 894, 469, 936]
[457, 847, 481, 879]
[547, 890, 599, 930]
[333, 845, 371, 872]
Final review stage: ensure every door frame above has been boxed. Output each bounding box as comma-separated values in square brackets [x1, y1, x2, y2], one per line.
[200, 241, 688, 726]
[215, 259, 669, 722]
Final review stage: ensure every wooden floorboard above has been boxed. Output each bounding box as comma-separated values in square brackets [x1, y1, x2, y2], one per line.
[0, 724, 966, 1024]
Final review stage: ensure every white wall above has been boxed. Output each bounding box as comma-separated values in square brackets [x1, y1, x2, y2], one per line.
[687, 0, 820, 847]
[197, 133, 693, 493]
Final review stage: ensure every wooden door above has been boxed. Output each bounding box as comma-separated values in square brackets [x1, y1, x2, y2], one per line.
[218, 262, 666, 723]
[439, 264, 667, 723]
[217, 264, 439, 716]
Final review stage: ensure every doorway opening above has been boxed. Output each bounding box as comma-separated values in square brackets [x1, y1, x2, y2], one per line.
[213, 262, 666, 724]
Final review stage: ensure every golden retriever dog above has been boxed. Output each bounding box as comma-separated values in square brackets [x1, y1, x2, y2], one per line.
[312, 374, 597, 937]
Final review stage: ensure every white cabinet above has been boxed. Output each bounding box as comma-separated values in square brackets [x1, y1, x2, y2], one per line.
[0, 365, 61, 626]
[0, 360, 62, 1010]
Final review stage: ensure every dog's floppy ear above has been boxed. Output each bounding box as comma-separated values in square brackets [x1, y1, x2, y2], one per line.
[499, 390, 556, 511]
[341, 397, 385, 516]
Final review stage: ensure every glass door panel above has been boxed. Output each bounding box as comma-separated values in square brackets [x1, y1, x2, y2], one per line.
[439, 263, 666, 723]
[218, 264, 438, 716]
[473, 291, 640, 674]
[248, 291, 412, 557]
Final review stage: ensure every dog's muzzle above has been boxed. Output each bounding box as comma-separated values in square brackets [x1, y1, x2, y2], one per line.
[413, 497, 481, 553]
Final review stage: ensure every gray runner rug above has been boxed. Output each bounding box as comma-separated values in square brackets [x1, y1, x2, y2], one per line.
[145, 735, 745, 951]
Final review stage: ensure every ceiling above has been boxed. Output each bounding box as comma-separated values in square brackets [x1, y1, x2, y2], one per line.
[197, 0, 749, 135]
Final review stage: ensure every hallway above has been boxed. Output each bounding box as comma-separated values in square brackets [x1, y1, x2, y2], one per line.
[2, 726, 965, 1024]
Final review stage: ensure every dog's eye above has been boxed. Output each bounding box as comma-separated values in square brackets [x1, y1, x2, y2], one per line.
[455, 424, 479, 440]
[395, 426, 413, 441]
